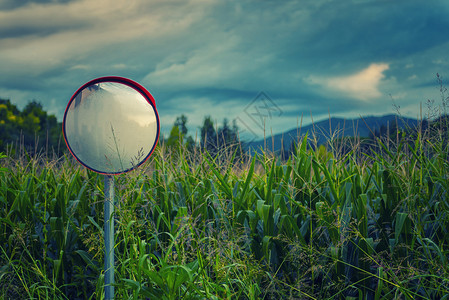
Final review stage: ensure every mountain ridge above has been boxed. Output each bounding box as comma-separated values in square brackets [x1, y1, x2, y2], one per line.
[246, 114, 421, 153]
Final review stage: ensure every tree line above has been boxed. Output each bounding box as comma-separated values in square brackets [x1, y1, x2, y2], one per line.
[0, 98, 62, 156]
[4, 97, 446, 160]
[0, 98, 245, 158]
[164, 114, 244, 158]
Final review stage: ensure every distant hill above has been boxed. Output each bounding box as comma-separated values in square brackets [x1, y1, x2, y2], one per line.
[246, 114, 420, 153]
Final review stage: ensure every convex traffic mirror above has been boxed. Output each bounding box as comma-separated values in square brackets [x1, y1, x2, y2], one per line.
[63, 76, 160, 174]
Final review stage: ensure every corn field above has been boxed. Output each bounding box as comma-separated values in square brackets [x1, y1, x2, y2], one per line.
[1, 131, 449, 299]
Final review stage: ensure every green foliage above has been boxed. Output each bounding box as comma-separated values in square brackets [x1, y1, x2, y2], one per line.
[165, 114, 195, 152]
[1, 130, 449, 299]
[0, 99, 62, 156]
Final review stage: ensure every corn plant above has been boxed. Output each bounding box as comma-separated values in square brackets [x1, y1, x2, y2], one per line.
[1, 122, 449, 300]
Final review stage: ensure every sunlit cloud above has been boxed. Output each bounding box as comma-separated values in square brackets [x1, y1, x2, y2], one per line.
[309, 63, 390, 101]
[69, 64, 90, 71]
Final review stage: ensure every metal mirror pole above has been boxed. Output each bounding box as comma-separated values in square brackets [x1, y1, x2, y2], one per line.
[104, 175, 115, 299]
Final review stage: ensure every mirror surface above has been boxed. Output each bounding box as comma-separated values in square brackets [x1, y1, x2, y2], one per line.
[63, 78, 159, 174]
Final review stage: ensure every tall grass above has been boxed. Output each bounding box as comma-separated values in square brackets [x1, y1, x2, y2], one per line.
[1, 122, 448, 299]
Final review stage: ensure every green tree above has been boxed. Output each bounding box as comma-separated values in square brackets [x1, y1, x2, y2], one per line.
[166, 114, 195, 151]
[0, 99, 62, 155]
[0, 99, 21, 150]
[174, 114, 188, 136]
[166, 124, 182, 147]
[200, 117, 244, 159]
[200, 116, 217, 153]
[217, 118, 231, 146]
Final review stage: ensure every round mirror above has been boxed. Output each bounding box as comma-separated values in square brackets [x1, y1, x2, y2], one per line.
[63, 76, 160, 174]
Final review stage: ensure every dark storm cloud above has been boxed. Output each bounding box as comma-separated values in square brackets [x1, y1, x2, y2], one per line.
[1, 0, 449, 137]
[278, 1, 449, 73]
[0, 23, 87, 39]
[0, 0, 76, 10]
[159, 88, 258, 105]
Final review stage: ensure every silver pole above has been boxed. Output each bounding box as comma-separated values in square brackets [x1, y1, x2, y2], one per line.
[104, 175, 115, 299]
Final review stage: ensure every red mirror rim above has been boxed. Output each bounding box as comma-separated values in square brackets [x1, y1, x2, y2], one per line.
[62, 76, 160, 175]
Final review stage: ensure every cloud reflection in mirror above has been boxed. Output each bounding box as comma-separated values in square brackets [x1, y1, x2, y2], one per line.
[64, 81, 158, 174]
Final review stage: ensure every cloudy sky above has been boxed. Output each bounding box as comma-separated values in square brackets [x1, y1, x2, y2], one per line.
[1, 0, 449, 141]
